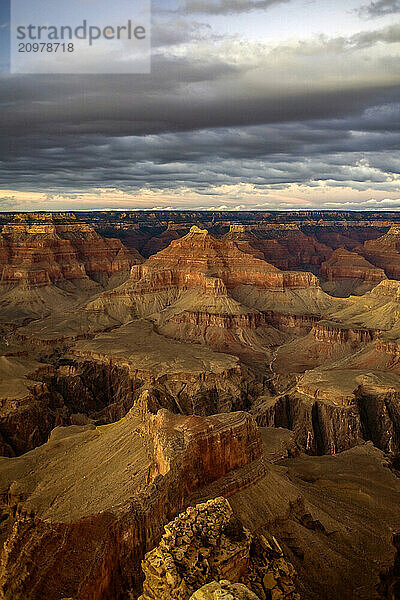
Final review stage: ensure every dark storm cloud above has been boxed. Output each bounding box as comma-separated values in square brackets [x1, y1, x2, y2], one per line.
[358, 0, 400, 17]
[1, 113, 399, 193]
[0, 22, 398, 141]
[0, 20, 399, 206]
[183, 0, 288, 15]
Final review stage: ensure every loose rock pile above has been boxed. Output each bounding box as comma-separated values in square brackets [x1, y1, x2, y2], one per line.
[139, 497, 300, 600]
[190, 580, 260, 599]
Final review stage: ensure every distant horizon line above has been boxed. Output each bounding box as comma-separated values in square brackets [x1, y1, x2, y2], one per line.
[1, 208, 400, 214]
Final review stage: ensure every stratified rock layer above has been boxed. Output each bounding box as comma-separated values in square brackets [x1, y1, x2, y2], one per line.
[320, 247, 386, 296]
[0, 212, 139, 287]
[359, 225, 400, 279]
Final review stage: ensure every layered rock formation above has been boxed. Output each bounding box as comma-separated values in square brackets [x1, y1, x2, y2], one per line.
[0, 212, 141, 322]
[94, 227, 328, 316]
[65, 320, 260, 416]
[359, 225, 400, 280]
[0, 357, 65, 457]
[224, 224, 332, 271]
[1, 211, 400, 600]
[255, 279, 400, 455]
[320, 247, 386, 296]
[0, 212, 139, 285]
[80, 226, 329, 361]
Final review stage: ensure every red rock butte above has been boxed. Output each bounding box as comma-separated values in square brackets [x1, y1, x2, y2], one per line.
[129, 225, 319, 291]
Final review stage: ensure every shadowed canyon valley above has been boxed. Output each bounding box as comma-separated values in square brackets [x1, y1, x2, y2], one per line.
[0, 211, 400, 600]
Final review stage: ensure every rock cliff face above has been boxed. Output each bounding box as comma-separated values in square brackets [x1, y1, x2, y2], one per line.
[224, 224, 332, 271]
[0, 213, 141, 324]
[320, 247, 386, 296]
[252, 391, 364, 455]
[0, 212, 140, 289]
[0, 399, 265, 600]
[0, 357, 67, 457]
[139, 497, 299, 600]
[321, 248, 386, 282]
[359, 225, 400, 280]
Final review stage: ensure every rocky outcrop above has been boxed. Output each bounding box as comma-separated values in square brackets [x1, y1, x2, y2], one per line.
[359, 225, 400, 280]
[155, 309, 287, 359]
[224, 224, 332, 271]
[0, 357, 68, 456]
[320, 247, 387, 297]
[310, 321, 376, 345]
[83, 227, 326, 360]
[65, 320, 261, 417]
[321, 248, 386, 283]
[0, 402, 266, 600]
[263, 312, 320, 335]
[129, 226, 318, 291]
[190, 581, 261, 599]
[0, 212, 140, 289]
[269, 228, 332, 270]
[139, 497, 299, 600]
[356, 383, 400, 454]
[252, 392, 364, 455]
[273, 320, 376, 376]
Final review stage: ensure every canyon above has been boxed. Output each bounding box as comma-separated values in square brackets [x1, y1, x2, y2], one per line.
[0, 211, 400, 600]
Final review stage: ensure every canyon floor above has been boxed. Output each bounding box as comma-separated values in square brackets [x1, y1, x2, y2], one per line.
[0, 211, 400, 600]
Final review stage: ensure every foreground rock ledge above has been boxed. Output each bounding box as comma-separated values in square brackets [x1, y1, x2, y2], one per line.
[139, 497, 299, 600]
[0, 395, 266, 600]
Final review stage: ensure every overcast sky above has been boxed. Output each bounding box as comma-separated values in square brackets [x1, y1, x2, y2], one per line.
[0, 0, 399, 211]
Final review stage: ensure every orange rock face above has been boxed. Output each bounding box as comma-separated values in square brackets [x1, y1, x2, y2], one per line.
[224, 223, 332, 270]
[130, 225, 318, 291]
[359, 225, 400, 279]
[0, 212, 141, 288]
[321, 248, 387, 282]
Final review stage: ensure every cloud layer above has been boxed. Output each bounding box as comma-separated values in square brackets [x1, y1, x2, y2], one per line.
[0, 1, 399, 211]
[359, 0, 400, 18]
